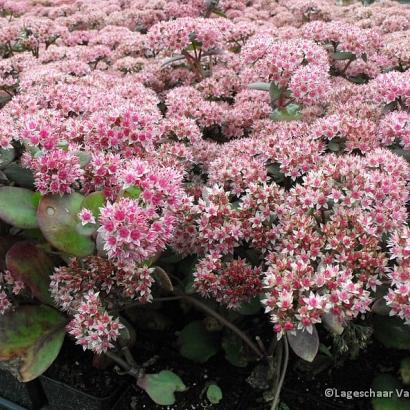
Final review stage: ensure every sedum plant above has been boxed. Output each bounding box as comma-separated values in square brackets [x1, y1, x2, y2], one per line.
[0, 0, 409, 408]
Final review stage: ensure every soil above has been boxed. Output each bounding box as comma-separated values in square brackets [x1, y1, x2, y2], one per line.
[110, 301, 408, 410]
[40, 300, 408, 410]
[44, 340, 128, 398]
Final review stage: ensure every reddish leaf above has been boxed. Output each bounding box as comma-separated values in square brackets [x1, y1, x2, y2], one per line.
[287, 326, 319, 362]
[6, 242, 54, 304]
[0, 305, 65, 382]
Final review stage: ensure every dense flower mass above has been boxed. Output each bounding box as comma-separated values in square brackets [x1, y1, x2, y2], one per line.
[0, 270, 24, 315]
[67, 291, 123, 354]
[0, 0, 409, 356]
[194, 256, 262, 308]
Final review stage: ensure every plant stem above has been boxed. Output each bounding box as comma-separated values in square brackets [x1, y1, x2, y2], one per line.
[341, 58, 354, 75]
[120, 296, 183, 311]
[271, 336, 289, 410]
[155, 296, 183, 302]
[105, 351, 140, 378]
[174, 289, 264, 359]
[121, 346, 138, 367]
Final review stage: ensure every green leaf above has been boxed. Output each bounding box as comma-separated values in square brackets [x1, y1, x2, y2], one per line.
[0, 305, 66, 382]
[372, 298, 390, 316]
[56, 140, 69, 150]
[0, 148, 15, 169]
[178, 320, 219, 363]
[6, 242, 54, 304]
[373, 315, 410, 350]
[270, 104, 302, 122]
[122, 186, 141, 200]
[0, 187, 38, 229]
[137, 370, 186, 406]
[287, 326, 319, 362]
[117, 317, 137, 348]
[222, 332, 249, 367]
[32, 192, 42, 208]
[162, 54, 186, 67]
[74, 151, 91, 168]
[37, 193, 95, 257]
[75, 222, 98, 236]
[3, 163, 35, 189]
[328, 141, 342, 152]
[206, 384, 223, 404]
[331, 51, 356, 60]
[322, 313, 344, 335]
[152, 266, 173, 292]
[0, 236, 18, 271]
[248, 82, 270, 92]
[267, 163, 286, 184]
[269, 82, 281, 102]
[390, 148, 410, 164]
[238, 297, 261, 315]
[81, 191, 105, 219]
[400, 357, 410, 385]
[212, 8, 227, 17]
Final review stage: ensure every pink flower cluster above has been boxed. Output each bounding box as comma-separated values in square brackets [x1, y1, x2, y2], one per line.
[147, 17, 225, 55]
[50, 256, 154, 314]
[386, 229, 410, 325]
[67, 291, 123, 354]
[0, 0, 410, 350]
[263, 150, 409, 335]
[0, 270, 24, 315]
[241, 37, 330, 105]
[99, 198, 176, 267]
[22, 149, 84, 195]
[195, 256, 262, 309]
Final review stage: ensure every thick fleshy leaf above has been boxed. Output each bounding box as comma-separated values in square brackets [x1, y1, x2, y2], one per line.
[269, 82, 281, 102]
[287, 327, 319, 362]
[6, 242, 54, 304]
[37, 193, 95, 256]
[222, 332, 249, 367]
[117, 317, 137, 348]
[152, 266, 173, 292]
[248, 82, 270, 91]
[162, 54, 186, 67]
[322, 313, 344, 335]
[374, 315, 410, 350]
[390, 148, 410, 164]
[0, 187, 38, 229]
[0, 148, 15, 169]
[0, 236, 18, 271]
[270, 104, 302, 122]
[122, 186, 142, 200]
[178, 321, 219, 363]
[372, 298, 390, 316]
[0, 305, 66, 382]
[137, 370, 186, 406]
[3, 164, 35, 189]
[206, 384, 223, 404]
[81, 191, 105, 219]
[76, 222, 98, 236]
[238, 297, 261, 315]
[331, 51, 356, 60]
[74, 151, 91, 168]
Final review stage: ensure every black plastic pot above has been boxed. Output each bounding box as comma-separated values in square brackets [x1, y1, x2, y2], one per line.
[40, 376, 123, 410]
[0, 369, 46, 410]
